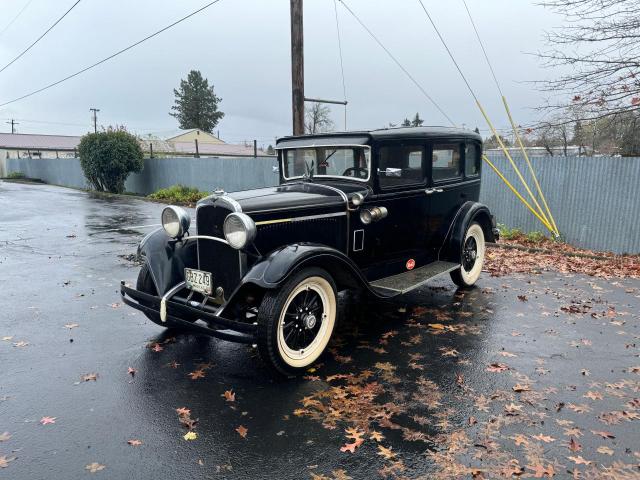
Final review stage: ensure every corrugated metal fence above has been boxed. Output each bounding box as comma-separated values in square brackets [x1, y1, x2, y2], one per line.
[480, 153, 640, 254]
[3, 153, 639, 253]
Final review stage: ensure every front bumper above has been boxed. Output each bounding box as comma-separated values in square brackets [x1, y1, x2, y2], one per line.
[120, 282, 256, 344]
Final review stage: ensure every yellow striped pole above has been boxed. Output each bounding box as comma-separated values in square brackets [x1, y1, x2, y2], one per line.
[501, 96, 559, 236]
[482, 155, 555, 234]
[476, 100, 552, 229]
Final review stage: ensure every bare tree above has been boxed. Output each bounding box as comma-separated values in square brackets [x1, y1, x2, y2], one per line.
[305, 103, 334, 134]
[537, 0, 640, 120]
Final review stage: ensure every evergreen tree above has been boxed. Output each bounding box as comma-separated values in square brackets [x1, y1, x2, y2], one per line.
[411, 112, 424, 127]
[170, 70, 224, 133]
[401, 118, 412, 127]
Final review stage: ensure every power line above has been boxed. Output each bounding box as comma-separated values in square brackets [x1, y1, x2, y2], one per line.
[461, 0, 504, 98]
[0, 0, 224, 108]
[337, 0, 455, 127]
[0, 0, 34, 37]
[415, 0, 478, 103]
[333, 0, 347, 129]
[0, 0, 83, 75]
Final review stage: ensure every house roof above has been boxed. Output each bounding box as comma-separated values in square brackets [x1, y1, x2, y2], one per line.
[144, 128, 223, 143]
[0, 132, 81, 150]
[0, 131, 271, 157]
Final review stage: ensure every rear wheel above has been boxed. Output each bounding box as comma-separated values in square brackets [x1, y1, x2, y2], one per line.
[450, 222, 485, 288]
[257, 267, 337, 377]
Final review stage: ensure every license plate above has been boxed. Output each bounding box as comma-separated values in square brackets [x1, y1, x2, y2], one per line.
[184, 268, 212, 295]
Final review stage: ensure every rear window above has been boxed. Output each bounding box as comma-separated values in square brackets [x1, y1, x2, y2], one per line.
[465, 143, 480, 176]
[432, 144, 461, 181]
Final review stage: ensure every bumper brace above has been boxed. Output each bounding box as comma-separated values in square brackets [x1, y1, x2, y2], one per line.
[120, 282, 257, 344]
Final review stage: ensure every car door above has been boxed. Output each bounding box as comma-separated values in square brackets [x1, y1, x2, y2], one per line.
[351, 141, 430, 280]
[426, 141, 470, 258]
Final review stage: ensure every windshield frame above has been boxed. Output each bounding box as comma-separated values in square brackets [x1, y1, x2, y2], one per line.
[279, 144, 372, 183]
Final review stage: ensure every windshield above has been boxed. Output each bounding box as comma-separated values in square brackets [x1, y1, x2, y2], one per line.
[282, 146, 371, 181]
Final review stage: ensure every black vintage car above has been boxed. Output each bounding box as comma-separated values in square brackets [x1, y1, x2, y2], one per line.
[121, 127, 498, 376]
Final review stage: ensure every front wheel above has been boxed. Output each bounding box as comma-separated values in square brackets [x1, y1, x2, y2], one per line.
[256, 267, 337, 377]
[450, 222, 485, 288]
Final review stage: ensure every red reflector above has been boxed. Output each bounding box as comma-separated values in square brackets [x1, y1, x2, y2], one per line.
[406, 259, 415, 270]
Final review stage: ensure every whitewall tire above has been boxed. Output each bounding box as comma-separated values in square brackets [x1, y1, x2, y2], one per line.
[257, 267, 337, 377]
[450, 222, 485, 288]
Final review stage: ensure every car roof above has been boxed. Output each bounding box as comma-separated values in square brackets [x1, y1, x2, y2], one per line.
[276, 126, 482, 148]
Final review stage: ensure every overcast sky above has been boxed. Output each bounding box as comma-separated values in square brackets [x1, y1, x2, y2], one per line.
[0, 0, 566, 146]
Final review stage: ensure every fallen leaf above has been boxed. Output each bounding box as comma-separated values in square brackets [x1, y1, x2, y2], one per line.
[127, 439, 143, 446]
[0, 432, 11, 442]
[340, 439, 363, 453]
[64, 323, 79, 329]
[532, 434, 555, 443]
[0, 455, 15, 468]
[591, 430, 615, 439]
[222, 390, 235, 402]
[40, 416, 56, 425]
[188, 370, 205, 380]
[151, 343, 163, 352]
[377, 445, 396, 460]
[127, 367, 137, 376]
[176, 407, 191, 417]
[568, 437, 581, 452]
[370, 430, 384, 442]
[513, 384, 531, 392]
[486, 363, 509, 373]
[183, 431, 197, 441]
[236, 425, 248, 438]
[85, 462, 106, 473]
[597, 446, 614, 455]
[567, 455, 591, 465]
[80, 373, 98, 382]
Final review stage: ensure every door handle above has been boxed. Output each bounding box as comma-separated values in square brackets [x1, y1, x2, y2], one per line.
[425, 188, 444, 195]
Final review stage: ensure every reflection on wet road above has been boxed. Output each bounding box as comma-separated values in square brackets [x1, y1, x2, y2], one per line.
[1, 181, 639, 479]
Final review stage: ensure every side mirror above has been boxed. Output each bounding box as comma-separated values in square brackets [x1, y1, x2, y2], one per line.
[378, 167, 402, 177]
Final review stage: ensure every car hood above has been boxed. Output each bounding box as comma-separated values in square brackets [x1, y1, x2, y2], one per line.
[226, 181, 367, 213]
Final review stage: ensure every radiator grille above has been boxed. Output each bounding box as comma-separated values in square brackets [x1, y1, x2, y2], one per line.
[196, 204, 242, 298]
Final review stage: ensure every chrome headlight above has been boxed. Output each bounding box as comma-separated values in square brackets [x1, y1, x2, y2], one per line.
[161, 206, 190, 239]
[223, 212, 256, 249]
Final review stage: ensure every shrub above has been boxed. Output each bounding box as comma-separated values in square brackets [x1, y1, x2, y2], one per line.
[148, 184, 209, 204]
[525, 231, 547, 243]
[78, 128, 143, 193]
[497, 223, 523, 240]
[6, 171, 25, 179]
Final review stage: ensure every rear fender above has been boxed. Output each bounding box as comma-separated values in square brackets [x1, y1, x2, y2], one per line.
[442, 202, 496, 263]
[137, 228, 198, 295]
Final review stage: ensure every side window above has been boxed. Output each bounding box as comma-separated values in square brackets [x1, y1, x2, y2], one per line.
[432, 144, 461, 181]
[465, 143, 480, 177]
[378, 145, 425, 189]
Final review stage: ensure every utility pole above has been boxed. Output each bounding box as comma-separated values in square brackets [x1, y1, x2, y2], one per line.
[290, 0, 304, 136]
[89, 108, 100, 133]
[6, 119, 19, 134]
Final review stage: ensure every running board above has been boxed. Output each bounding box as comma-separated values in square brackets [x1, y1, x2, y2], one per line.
[369, 261, 459, 295]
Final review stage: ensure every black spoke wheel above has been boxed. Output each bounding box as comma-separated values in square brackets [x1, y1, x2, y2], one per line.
[257, 267, 337, 377]
[451, 222, 485, 288]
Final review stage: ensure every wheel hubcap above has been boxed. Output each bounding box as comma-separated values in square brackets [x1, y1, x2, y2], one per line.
[282, 288, 323, 351]
[462, 237, 478, 271]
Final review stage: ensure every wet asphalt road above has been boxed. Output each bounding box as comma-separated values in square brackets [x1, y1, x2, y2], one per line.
[1, 181, 639, 479]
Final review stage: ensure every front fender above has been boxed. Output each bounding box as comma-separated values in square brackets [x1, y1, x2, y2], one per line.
[137, 228, 198, 295]
[242, 243, 374, 293]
